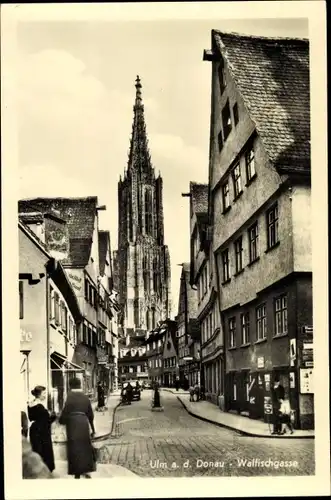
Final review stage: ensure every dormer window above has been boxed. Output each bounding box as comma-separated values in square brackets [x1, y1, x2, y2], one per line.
[233, 103, 239, 126]
[245, 147, 256, 184]
[222, 100, 232, 141]
[232, 163, 242, 199]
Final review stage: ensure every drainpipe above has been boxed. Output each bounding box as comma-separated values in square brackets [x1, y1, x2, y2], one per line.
[45, 262, 53, 411]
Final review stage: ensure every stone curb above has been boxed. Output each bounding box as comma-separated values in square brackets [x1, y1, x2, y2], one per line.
[162, 388, 189, 395]
[177, 396, 315, 440]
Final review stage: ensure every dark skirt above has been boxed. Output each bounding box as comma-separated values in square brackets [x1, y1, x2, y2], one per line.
[66, 413, 96, 475]
[29, 422, 55, 472]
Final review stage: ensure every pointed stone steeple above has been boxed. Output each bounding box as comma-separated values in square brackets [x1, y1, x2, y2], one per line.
[128, 76, 153, 176]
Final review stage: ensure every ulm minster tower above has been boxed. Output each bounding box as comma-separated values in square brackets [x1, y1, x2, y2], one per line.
[115, 76, 171, 336]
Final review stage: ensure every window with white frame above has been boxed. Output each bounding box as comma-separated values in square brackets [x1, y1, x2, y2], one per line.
[241, 312, 250, 345]
[232, 163, 242, 198]
[256, 304, 267, 340]
[245, 147, 256, 182]
[221, 249, 230, 282]
[274, 295, 288, 335]
[222, 181, 230, 212]
[266, 203, 279, 249]
[248, 222, 259, 263]
[234, 236, 243, 274]
[229, 317, 236, 348]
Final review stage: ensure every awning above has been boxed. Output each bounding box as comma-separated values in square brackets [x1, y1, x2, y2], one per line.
[51, 351, 84, 371]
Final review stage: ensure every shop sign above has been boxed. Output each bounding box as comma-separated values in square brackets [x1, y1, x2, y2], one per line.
[300, 367, 314, 394]
[257, 356, 264, 369]
[67, 272, 83, 292]
[20, 328, 32, 344]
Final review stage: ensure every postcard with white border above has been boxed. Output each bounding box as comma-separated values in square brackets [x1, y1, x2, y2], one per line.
[1, 1, 329, 499]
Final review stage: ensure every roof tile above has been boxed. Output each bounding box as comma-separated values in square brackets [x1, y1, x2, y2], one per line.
[213, 31, 310, 173]
[18, 197, 98, 267]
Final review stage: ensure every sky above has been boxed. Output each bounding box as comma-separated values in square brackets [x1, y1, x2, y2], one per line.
[17, 15, 308, 317]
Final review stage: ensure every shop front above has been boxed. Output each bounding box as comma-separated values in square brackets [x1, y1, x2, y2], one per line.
[50, 351, 85, 412]
[96, 345, 110, 392]
[201, 332, 224, 406]
[72, 343, 97, 399]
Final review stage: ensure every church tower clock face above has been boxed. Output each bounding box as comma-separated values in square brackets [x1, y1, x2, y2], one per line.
[116, 76, 171, 337]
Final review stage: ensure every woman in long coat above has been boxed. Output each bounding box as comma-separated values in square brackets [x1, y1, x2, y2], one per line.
[59, 377, 96, 479]
[27, 385, 56, 473]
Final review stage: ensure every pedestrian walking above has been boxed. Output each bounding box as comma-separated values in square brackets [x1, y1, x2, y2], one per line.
[97, 381, 105, 410]
[59, 377, 96, 479]
[27, 385, 56, 473]
[175, 378, 179, 392]
[279, 399, 294, 434]
[271, 377, 285, 435]
[189, 385, 195, 402]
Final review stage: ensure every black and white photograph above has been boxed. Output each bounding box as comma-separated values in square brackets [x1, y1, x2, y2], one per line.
[1, 1, 329, 498]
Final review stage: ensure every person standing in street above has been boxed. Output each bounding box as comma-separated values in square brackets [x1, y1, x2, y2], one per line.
[97, 381, 105, 410]
[27, 385, 56, 473]
[271, 377, 285, 435]
[126, 381, 133, 405]
[59, 377, 96, 479]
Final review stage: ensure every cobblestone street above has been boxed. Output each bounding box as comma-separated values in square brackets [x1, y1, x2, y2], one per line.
[98, 390, 315, 477]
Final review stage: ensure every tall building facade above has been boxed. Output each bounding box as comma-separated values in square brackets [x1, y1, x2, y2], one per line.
[116, 77, 171, 337]
[204, 31, 312, 428]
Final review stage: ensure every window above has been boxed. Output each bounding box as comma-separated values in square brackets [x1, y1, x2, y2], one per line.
[19, 281, 24, 319]
[266, 204, 279, 249]
[234, 236, 243, 273]
[152, 308, 156, 329]
[245, 147, 256, 182]
[248, 222, 259, 263]
[241, 313, 250, 344]
[218, 62, 226, 94]
[61, 303, 67, 333]
[73, 324, 77, 344]
[50, 288, 55, 320]
[233, 103, 239, 126]
[84, 279, 88, 300]
[221, 249, 230, 282]
[256, 304, 267, 341]
[218, 130, 223, 152]
[222, 181, 230, 212]
[143, 256, 149, 292]
[153, 258, 158, 292]
[229, 317, 236, 348]
[232, 163, 242, 198]
[274, 295, 288, 335]
[54, 293, 60, 325]
[222, 100, 232, 141]
[145, 190, 153, 235]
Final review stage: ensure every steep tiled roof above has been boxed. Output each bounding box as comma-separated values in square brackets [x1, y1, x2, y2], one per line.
[190, 182, 208, 214]
[213, 31, 310, 173]
[18, 219, 51, 257]
[18, 197, 98, 267]
[98, 231, 110, 276]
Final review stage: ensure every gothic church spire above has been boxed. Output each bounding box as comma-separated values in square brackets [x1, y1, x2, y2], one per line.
[127, 76, 153, 175]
